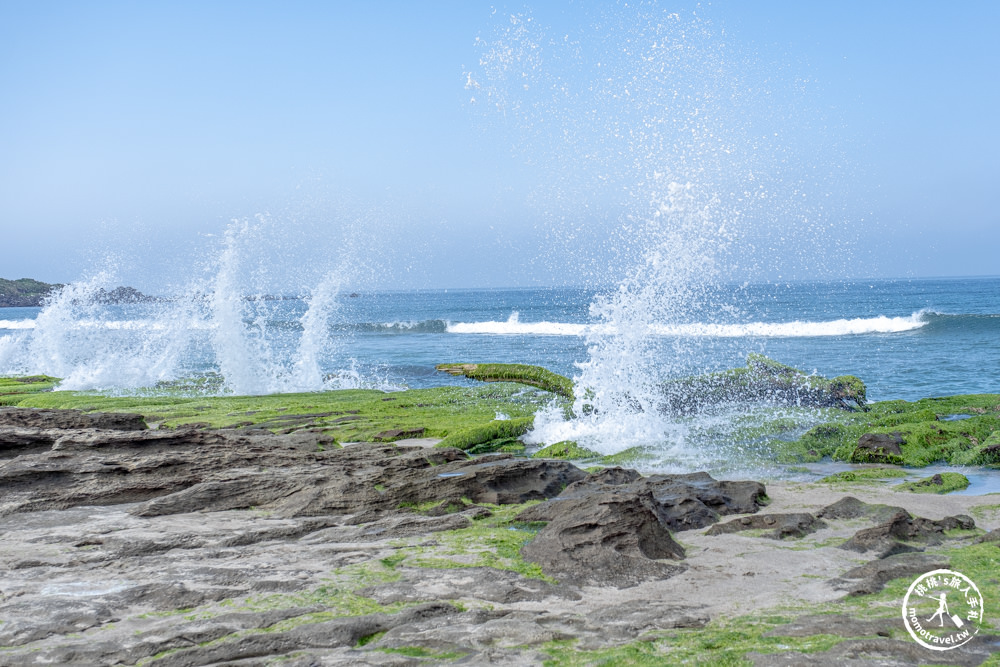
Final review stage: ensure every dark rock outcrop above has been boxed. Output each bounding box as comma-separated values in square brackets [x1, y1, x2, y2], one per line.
[851, 432, 905, 463]
[516, 469, 767, 587]
[839, 510, 975, 557]
[91, 285, 158, 304]
[0, 419, 586, 518]
[519, 485, 688, 587]
[659, 353, 868, 414]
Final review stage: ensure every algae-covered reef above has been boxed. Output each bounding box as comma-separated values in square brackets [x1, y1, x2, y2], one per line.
[0, 380, 551, 448]
[436, 362, 575, 399]
[776, 394, 1000, 467]
[6, 355, 998, 469]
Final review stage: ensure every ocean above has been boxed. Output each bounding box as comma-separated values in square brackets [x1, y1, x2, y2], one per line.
[1, 276, 997, 401]
[2, 275, 999, 483]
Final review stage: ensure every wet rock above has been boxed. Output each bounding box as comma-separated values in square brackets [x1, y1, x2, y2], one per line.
[587, 465, 644, 485]
[513, 470, 765, 586]
[851, 432, 904, 464]
[659, 354, 868, 414]
[522, 470, 767, 533]
[1, 418, 582, 519]
[976, 527, 1000, 544]
[816, 496, 907, 523]
[373, 427, 426, 441]
[705, 512, 826, 539]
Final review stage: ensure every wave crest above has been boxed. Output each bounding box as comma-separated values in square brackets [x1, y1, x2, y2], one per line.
[444, 311, 931, 338]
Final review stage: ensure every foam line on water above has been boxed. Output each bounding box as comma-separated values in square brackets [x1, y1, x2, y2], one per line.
[445, 311, 929, 337]
[0, 319, 37, 330]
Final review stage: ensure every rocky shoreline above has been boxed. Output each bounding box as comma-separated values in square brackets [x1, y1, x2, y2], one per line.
[2, 406, 998, 665]
[0, 279, 159, 308]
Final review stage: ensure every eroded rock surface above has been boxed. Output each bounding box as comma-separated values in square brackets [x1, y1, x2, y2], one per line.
[1, 409, 996, 665]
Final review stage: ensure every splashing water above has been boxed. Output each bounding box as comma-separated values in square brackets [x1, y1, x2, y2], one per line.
[2, 217, 379, 395]
[472, 6, 846, 465]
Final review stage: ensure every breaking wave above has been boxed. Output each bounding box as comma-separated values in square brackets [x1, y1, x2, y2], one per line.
[443, 310, 931, 338]
[0, 309, 936, 338]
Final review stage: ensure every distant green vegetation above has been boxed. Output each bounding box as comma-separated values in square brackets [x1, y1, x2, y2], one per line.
[0, 277, 60, 307]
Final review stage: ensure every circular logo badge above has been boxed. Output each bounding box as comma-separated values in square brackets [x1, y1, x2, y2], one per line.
[902, 569, 984, 651]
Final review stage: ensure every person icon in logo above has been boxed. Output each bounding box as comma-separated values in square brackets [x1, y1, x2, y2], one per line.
[927, 593, 950, 627]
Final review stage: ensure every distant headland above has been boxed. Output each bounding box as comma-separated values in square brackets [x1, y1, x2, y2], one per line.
[0, 278, 156, 307]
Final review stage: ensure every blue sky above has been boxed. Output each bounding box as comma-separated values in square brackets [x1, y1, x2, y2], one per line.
[1, 1, 998, 291]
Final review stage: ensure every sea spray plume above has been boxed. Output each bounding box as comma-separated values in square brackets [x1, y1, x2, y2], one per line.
[22, 272, 195, 391]
[208, 219, 280, 395]
[470, 6, 813, 461]
[205, 214, 379, 395]
[288, 267, 353, 392]
[576, 180, 726, 417]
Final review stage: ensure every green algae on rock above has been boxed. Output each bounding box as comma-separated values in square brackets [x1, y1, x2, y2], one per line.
[0, 375, 61, 400]
[435, 416, 534, 453]
[531, 440, 600, 461]
[435, 363, 575, 399]
[895, 472, 971, 494]
[772, 394, 1000, 467]
[0, 377, 553, 448]
[818, 468, 909, 484]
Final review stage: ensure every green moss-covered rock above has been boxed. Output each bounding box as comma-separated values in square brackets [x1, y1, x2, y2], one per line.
[659, 354, 867, 414]
[779, 394, 1000, 468]
[819, 468, 909, 484]
[435, 417, 534, 452]
[531, 440, 600, 460]
[599, 446, 656, 467]
[1, 377, 550, 448]
[0, 375, 62, 402]
[896, 472, 971, 494]
[435, 363, 574, 399]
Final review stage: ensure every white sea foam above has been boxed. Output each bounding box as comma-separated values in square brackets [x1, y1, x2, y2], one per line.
[0, 319, 37, 330]
[446, 311, 928, 338]
[446, 312, 594, 336]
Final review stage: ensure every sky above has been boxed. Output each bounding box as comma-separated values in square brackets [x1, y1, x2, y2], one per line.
[1, 0, 998, 291]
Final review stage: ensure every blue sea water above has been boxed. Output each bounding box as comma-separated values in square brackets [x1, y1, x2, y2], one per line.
[340, 277, 1000, 402]
[1, 276, 998, 402]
